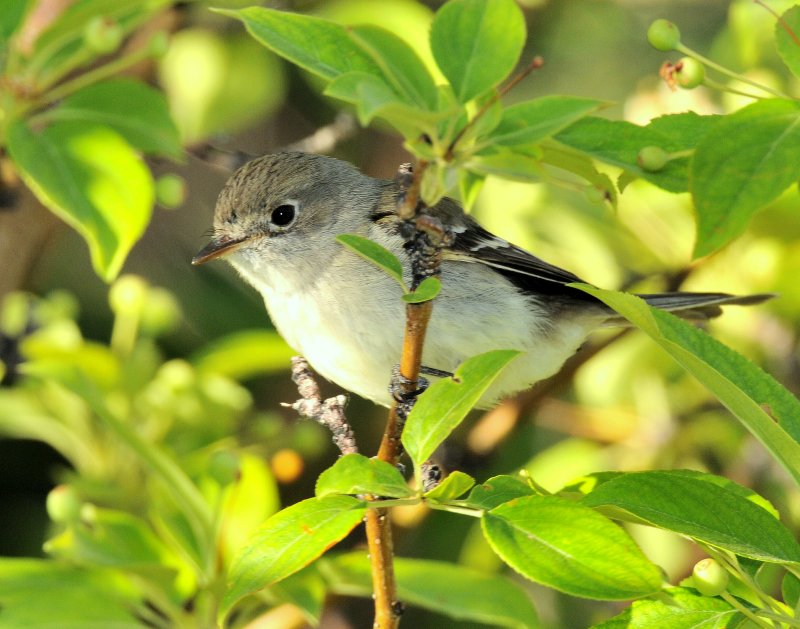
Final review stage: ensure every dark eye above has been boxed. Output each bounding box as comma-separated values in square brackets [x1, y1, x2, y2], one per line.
[270, 203, 296, 227]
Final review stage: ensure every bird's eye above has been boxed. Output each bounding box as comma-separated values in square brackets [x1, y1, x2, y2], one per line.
[270, 202, 297, 227]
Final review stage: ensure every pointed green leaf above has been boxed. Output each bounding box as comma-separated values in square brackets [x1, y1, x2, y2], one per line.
[489, 96, 605, 147]
[430, 0, 525, 103]
[555, 112, 719, 193]
[48, 79, 182, 159]
[222, 496, 366, 618]
[574, 285, 800, 487]
[776, 6, 800, 79]
[349, 24, 437, 110]
[464, 475, 536, 511]
[216, 7, 380, 81]
[401, 277, 441, 303]
[322, 552, 540, 629]
[316, 454, 414, 498]
[336, 234, 405, 288]
[691, 99, 800, 257]
[581, 471, 800, 564]
[466, 152, 545, 182]
[402, 350, 520, 468]
[593, 586, 740, 629]
[191, 330, 294, 379]
[7, 120, 153, 282]
[424, 470, 475, 502]
[482, 495, 662, 600]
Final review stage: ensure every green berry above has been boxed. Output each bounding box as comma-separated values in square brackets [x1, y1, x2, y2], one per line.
[140, 287, 180, 336]
[46, 485, 82, 522]
[676, 57, 705, 89]
[692, 558, 729, 597]
[83, 16, 123, 55]
[637, 146, 669, 172]
[156, 174, 186, 209]
[647, 19, 681, 51]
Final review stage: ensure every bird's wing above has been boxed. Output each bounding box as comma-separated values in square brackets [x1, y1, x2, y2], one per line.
[445, 221, 600, 300]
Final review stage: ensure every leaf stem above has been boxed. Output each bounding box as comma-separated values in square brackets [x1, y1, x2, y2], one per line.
[720, 592, 775, 629]
[675, 43, 793, 100]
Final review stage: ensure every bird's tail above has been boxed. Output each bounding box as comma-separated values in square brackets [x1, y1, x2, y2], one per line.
[632, 292, 775, 320]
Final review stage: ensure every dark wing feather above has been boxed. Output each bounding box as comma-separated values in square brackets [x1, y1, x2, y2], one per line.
[447, 221, 601, 302]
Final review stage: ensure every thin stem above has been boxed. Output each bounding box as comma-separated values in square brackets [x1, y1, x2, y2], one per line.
[720, 592, 775, 629]
[755, 610, 800, 627]
[702, 77, 767, 101]
[426, 502, 483, 518]
[676, 43, 793, 100]
[446, 56, 544, 159]
[755, 0, 800, 48]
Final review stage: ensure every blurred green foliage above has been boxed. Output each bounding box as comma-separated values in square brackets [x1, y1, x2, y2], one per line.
[1, 1, 800, 628]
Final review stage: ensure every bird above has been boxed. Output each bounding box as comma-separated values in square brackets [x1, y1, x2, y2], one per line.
[193, 151, 771, 408]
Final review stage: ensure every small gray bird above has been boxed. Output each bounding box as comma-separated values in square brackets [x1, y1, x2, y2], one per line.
[193, 152, 770, 407]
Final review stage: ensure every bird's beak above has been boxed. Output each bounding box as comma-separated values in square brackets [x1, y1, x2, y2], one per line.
[192, 235, 249, 265]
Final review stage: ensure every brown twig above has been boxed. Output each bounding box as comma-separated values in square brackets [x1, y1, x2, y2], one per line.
[283, 356, 357, 455]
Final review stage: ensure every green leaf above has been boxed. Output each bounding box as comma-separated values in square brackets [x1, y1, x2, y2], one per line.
[324, 72, 442, 137]
[489, 96, 605, 147]
[429, 0, 525, 103]
[540, 142, 617, 208]
[191, 330, 294, 379]
[0, 0, 29, 41]
[691, 99, 800, 257]
[402, 349, 520, 468]
[217, 7, 380, 81]
[782, 570, 800, 609]
[581, 471, 800, 564]
[574, 285, 800, 487]
[336, 234, 406, 288]
[555, 112, 719, 193]
[466, 151, 545, 182]
[0, 558, 144, 627]
[47, 79, 182, 159]
[463, 475, 536, 511]
[424, 470, 475, 502]
[316, 454, 414, 498]
[458, 169, 486, 211]
[268, 566, 327, 627]
[348, 25, 438, 110]
[222, 496, 366, 618]
[482, 495, 662, 600]
[322, 552, 540, 629]
[776, 6, 800, 79]
[593, 586, 740, 629]
[7, 120, 153, 282]
[401, 277, 441, 303]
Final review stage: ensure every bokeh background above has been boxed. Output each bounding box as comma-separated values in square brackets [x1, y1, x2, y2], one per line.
[3, 1, 799, 627]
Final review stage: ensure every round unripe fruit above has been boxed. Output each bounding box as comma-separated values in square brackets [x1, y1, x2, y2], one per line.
[156, 174, 186, 209]
[692, 558, 729, 596]
[676, 57, 705, 89]
[83, 16, 123, 55]
[109, 275, 148, 315]
[637, 146, 669, 172]
[647, 19, 681, 51]
[46, 485, 82, 522]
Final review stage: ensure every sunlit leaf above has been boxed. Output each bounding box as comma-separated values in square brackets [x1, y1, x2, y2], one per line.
[222, 496, 366, 618]
[482, 495, 662, 599]
[582, 471, 800, 563]
[336, 234, 405, 288]
[424, 470, 475, 502]
[463, 475, 536, 511]
[316, 454, 414, 499]
[322, 552, 540, 629]
[429, 0, 525, 103]
[691, 99, 800, 257]
[593, 586, 740, 629]
[48, 79, 182, 159]
[401, 277, 441, 303]
[574, 285, 800, 487]
[191, 330, 294, 379]
[7, 120, 153, 281]
[402, 350, 520, 469]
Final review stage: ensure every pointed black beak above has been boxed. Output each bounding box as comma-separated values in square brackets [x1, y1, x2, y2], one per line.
[192, 235, 249, 265]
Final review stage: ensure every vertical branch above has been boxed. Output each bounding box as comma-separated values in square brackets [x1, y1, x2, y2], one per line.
[367, 159, 443, 629]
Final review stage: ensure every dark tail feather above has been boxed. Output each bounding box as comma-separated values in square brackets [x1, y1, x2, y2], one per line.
[635, 292, 776, 320]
